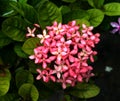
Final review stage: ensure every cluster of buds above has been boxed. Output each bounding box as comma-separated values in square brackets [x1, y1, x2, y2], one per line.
[26, 21, 100, 89]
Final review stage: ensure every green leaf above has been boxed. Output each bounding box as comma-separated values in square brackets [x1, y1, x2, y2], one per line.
[0, 30, 12, 47]
[0, 93, 19, 101]
[18, 0, 28, 3]
[18, 83, 39, 101]
[59, 6, 71, 15]
[69, 83, 100, 99]
[75, 19, 90, 26]
[15, 69, 34, 88]
[2, 16, 27, 41]
[38, 1, 62, 29]
[10, 2, 37, 23]
[62, 0, 76, 3]
[87, 0, 104, 8]
[14, 44, 28, 58]
[87, 9, 104, 27]
[0, 69, 11, 96]
[63, 9, 89, 23]
[103, 3, 120, 16]
[22, 38, 40, 55]
[0, 0, 17, 17]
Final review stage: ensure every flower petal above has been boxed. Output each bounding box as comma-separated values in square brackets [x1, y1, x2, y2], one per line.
[110, 22, 119, 28]
[111, 28, 119, 34]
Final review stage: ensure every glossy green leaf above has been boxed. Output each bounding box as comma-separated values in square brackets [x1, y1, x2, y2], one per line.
[18, 83, 39, 101]
[69, 83, 100, 99]
[2, 16, 27, 41]
[87, 0, 104, 8]
[38, 1, 62, 28]
[0, 0, 17, 17]
[59, 6, 71, 15]
[22, 38, 40, 55]
[0, 93, 19, 101]
[103, 3, 120, 16]
[87, 9, 104, 27]
[63, 9, 89, 23]
[0, 31, 12, 47]
[62, 0, 76, 3]
[14, 44, 28, 58]
[0, 69, 11, 96]
[15, 70, 34, 88]
[10, 2, 37, 23]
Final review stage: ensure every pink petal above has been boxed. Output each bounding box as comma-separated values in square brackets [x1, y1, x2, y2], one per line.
[62, 83, 66, 89]
[57, 73, 61, 79]
[69, 55, 75, 62]
[42, 62, 47, 69]
[50, 76, 56, 82]
[36, 75, 42, 80]
[77, 75, 82, 82]
[29, 55, 35, 59]
[43, 76, 49, 82]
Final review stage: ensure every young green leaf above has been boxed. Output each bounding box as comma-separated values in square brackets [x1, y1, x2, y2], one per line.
[2, 16, 27, 41]
[103, 3, 120, 16]
[18, 83, 39, 101]
[87, 9, 104, 27]
[22, 38, 40, 55]
[0, 69, 11, 96]
[38, 1, 62, 29]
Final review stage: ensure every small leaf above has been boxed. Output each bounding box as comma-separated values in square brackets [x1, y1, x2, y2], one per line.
[38, 1, 62, 29]
[0, 69, 11, 96]
[18, 83, 39, 101]
[22, 38, 40, 55]
[87, 9, 104, 27]
[0, 30, 12, 47]
[15, 69, 34, 88]
[69, 83, 100, 99]
[62, 0, 76, 3]
[2, 16, 27, 41]
[103, 3, 120, 16]
[14, 44, 28, 58]
[63, 9, 89, 23]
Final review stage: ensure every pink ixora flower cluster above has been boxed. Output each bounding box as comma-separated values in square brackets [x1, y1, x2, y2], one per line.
[26, 21, 100, 89]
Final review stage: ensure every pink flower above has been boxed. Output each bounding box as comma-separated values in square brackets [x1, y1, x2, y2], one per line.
[37, 29, 50, 43]
[27, 20, 100, 89]
[26, 27, 36, 37]
[36, 68, 56, 82]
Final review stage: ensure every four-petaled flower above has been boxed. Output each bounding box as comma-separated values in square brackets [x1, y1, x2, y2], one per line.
[110, 17, 120, 34]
